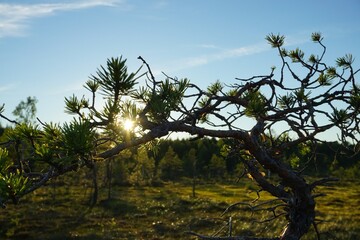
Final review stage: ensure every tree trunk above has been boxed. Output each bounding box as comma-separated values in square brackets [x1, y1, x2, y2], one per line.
[192, 159, 197, 198]
[245, 130, 316, 240]
[89, 164, 98, 207]
[280, 186, 315, 240]
[106, 159, 113, 200]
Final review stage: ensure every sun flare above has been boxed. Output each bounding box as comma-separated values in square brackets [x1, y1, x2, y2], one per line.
[123, 119, 134, 131]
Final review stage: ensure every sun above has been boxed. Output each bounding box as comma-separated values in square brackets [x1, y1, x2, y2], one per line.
[123, 119, 134, 131]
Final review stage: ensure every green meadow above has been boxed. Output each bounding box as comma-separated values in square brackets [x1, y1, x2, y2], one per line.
[1, 174, 359, 240]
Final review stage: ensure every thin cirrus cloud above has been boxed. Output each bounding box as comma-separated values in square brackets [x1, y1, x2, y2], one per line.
[0, 83, 16, 93]
[162, 42, 270, 74]
[163, 33, 311, 74]
[0, 0, 122, 38]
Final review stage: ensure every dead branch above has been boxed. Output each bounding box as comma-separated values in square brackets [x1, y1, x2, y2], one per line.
[310, 177, 339, 189]
[187, 231, 280, 240]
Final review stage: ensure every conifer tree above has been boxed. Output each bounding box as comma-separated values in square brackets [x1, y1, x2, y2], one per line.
[1, 33, 359, 239]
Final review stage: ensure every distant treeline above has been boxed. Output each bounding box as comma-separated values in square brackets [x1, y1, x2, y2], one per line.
[152, 138, 359, 179]
[0, 124, 358, 185]
[102, 137, 359, 185]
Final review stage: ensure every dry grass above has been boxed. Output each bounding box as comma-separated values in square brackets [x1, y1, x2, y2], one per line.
[0, 177, 359, 239]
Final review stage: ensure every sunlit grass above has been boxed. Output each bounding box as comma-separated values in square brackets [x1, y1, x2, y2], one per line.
[0, 176, 359, 239]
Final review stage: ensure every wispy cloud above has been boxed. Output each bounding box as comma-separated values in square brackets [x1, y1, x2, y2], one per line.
[0, 0, 122, 38]
[197, 44, 224, 50]
[0, 83, 16, 93]
[160, 34, 312, 74]
[162, 42, 269, 74]
[153, 0, 168, 9]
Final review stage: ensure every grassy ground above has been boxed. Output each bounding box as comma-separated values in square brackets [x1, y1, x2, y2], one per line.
[0, 176, 359, 239]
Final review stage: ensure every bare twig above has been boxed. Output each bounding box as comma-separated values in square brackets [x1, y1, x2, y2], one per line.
[0, 113, 19, 125]
[186, 231, 279, 240]
[138, 56, 155, 82]
[313, 221, 321, 240]
[310, 177, 339, 189]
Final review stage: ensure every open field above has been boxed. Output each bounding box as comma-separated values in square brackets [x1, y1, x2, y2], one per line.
[1, 176, 359, 240]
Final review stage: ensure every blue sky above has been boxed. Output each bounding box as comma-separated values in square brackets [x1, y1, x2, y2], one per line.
[1, 0, 360, 134]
